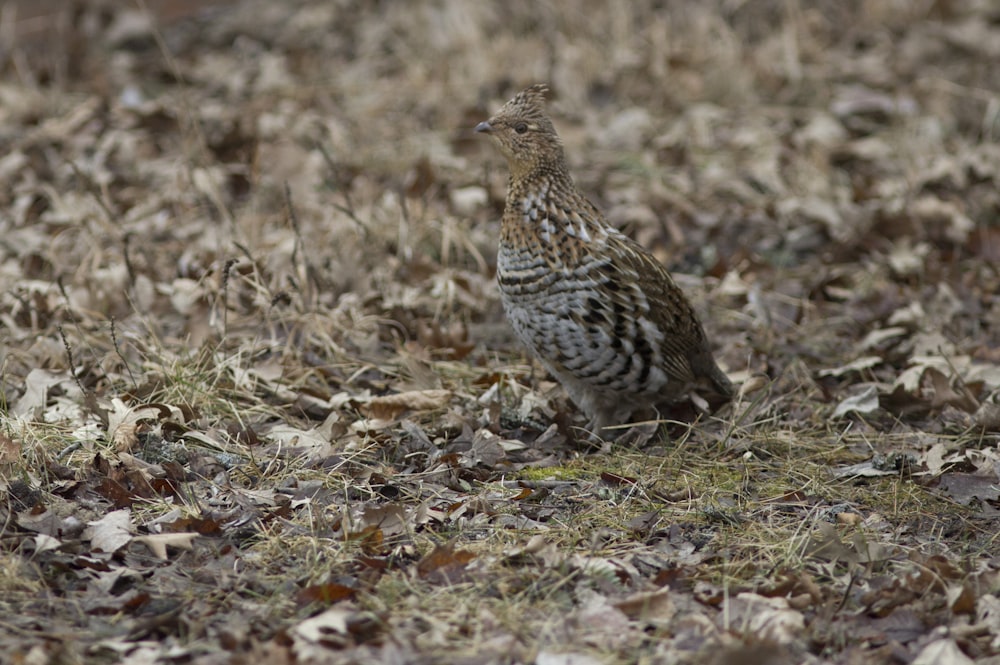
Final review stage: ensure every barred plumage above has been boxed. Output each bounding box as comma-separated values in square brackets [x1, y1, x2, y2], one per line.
[477, 84, 733, 436]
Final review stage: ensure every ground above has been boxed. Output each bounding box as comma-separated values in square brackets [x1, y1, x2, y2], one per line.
[1, 1, 1000, 664]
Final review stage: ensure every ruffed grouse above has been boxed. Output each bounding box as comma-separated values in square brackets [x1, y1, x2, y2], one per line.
[476, 84, 733, 437]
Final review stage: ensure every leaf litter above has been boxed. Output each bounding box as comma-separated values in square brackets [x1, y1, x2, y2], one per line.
[1, 0, 1000, 663]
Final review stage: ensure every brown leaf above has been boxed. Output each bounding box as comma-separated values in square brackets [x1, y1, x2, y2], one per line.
[832, 385, 880, 418]
[693, 581, 724, 607]
[461, 429, 507, 468]
[405, 155, 435, 198]
[414, 319, 475, 359]
[600, 471, 639, 487]
[937, 473, 1000, 505]
[973, 399, 1000, 431]
[345, 525, 384, 552]
[106, 399, 167, 453]
[296, 582, 358, 606]
[948, 584, 976, 615]
[161, 515, 222, 535]
[0, 433, 20, 468]
[612, 587, 675, 623]
[626, 511, 659, 534]
[362, 389, 451, 420]
[352, 503, 408, 538]
[416, 542, 476, 585]
[95, 478, 135, 509]
[925, 368, 978, 412]
[721, 593, 805, 645]
[16, 509, 71, 538]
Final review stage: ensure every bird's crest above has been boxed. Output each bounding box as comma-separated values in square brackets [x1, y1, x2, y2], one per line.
[501, 84, 550, 124]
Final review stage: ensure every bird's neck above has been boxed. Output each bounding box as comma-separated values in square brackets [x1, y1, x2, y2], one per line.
[506, 146, 570, 184]
[501, 163, 606, 256]
[507, 161, 572, 201]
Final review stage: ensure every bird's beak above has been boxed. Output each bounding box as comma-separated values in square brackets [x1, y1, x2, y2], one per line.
[475, 121, 493, 134]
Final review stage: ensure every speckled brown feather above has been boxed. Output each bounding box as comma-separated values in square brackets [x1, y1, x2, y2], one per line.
[477, 84, 733, 435]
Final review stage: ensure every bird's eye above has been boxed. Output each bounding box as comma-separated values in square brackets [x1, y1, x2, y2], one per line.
[514, 122, 528, 134]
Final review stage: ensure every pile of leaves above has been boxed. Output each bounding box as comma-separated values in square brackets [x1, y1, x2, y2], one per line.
[1, 0, 999, 663]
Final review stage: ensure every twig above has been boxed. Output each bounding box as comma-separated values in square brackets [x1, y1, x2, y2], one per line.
[57, 325, 87, 397]
[834, 572, 857, 615]
[284, 181, 319, 308]
[221, 258, 237, 336]
[122, 232, 137, 287]
[110, 317, 138, 389]
[316, 141, 369, 237]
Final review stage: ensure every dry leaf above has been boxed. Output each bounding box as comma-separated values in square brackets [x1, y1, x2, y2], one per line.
[34, 533, 62, 554]
[832, 385, 880, 418]
[612, 587, 676, 624]
[297, 582, 358, 605]
[818, 356, 882, 378]
[292, 606, 351, 642]
[937, 473, 1000, 505]
[106, 398, 170, 453]
[84, 509, 133, 553]
[362, 389, 452, 420]
[911, 639, 974, 665]
[723, 593, 804, 644]
[416, 542, 476, 585]
[13, 369, 74, 416]
[536, 652, 605, 665]
[132, 533, 198, 560]
[0, 433, 20, 467]
[351, 503, 408, 538]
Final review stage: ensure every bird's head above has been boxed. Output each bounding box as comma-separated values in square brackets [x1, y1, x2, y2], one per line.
[476, 84, 566, 177]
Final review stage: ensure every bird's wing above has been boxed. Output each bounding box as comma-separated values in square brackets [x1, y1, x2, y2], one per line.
[583, 231, 708, 386]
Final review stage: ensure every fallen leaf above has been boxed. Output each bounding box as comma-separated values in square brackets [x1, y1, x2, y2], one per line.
[911, 638, 974, 665]
[832, 385, 880, 418]
[925, 368, 978, 412]
[833, 461, 899, 478]
[612, 587, 675, 624]
[0, 432, 20, 467]
[297, 582, 358, 605]
[859, 326, 908, 350]
[947, 583, 976, 615]
[937, 473, 1000, 505]
[291, 606, 351, 642]
[362, 389, 451, 420]
[723, 593, 805, 644]
[351, 503, 408, 538]
[536, 652, 605, 665]
[416, 541, 476, 585]
[13, 369, 74, 416]
[132, 532, 197, 559]
[573, 593, 632, 649]
[817, 356, 882, 378]
[84, 509, 134, 553]
[34, 533, 62, 554]
[105, 399, 172, 453]
[973, 399, 1000, 432]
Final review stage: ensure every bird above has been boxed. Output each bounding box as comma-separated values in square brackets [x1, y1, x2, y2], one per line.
[475, 84, 733, 438]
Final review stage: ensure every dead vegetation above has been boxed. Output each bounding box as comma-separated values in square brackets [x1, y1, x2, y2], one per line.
[1, 1, 1000, 663]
